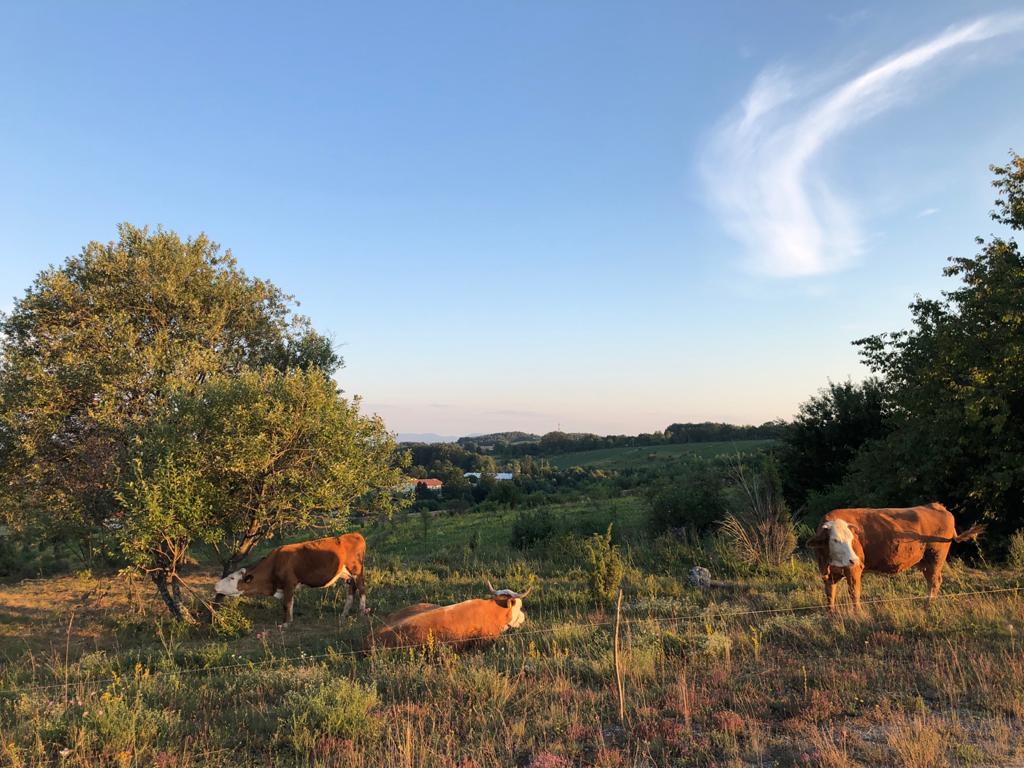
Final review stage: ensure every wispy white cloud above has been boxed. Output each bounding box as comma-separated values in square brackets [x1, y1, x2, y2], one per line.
[917, 207, 940, 217]
[701, 15, 1024, 277]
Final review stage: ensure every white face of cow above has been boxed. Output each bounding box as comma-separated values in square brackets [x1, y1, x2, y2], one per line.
[824, 520, 860, 567]
[493, 589, 526, 629]
[214, 568, 247, 597]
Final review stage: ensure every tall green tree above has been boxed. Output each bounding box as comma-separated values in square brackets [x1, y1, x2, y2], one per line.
[778, 378, 890, 513]
[121, 367, 403, 618]
[0, 224, 337, 552]
[853, 153, 1024, 537]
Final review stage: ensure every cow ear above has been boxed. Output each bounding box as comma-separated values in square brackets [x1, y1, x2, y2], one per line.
[493, 595, 511, 608]
[242, 574, 254, 583]
[848, 524, 864, 540]
[806, 527, 829, 548]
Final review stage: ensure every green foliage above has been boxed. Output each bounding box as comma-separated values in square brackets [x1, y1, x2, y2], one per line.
[78, 689, 179, 755]
[777, 378, 890, 512]
[125, 367, 404, 581]
[852, 154, 1024, 539]
[646, 459, 726, 534]
[1007, 530, 1024, 572]
[210, 601, 253, 639]
[510, 509, 557, 549]
[0, 224, 337, 544]
[0, 225, 404, 617]
[548, 439, 774, 470]
[720, 456, 797, 569]
[581, 524, 625, 605]
[118, 453, 221, 574]
[0, 528, 74, 578]
[282, 677, 380, 752]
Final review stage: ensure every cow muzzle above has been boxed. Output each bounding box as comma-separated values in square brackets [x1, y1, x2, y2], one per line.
[214, 568, 246, 596]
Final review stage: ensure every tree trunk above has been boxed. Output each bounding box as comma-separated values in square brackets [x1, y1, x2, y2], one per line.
[151, 570, 183, 619]
[151, 569, 197, 623]
[170, 573, 196, 624]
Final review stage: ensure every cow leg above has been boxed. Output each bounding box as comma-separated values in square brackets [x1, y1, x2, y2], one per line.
[847, 565, 863, 614]
[823, 572, 838, 612]
[340, 578, 354, 618]
[922, 545, 948, 601]
[357, 571, 368, 614]
[281, 584, 297, 626]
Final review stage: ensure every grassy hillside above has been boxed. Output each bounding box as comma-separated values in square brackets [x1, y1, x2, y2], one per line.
[2, 498, 1022, 767]
[547, 439, 775, 470]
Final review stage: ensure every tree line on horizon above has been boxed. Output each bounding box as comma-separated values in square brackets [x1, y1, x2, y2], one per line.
[449, 421, 787, 457]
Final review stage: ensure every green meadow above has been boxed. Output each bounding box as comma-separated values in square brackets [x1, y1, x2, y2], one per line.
[2, 497, 1021, 767]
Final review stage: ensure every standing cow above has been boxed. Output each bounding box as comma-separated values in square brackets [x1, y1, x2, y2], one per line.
[808, 503, 985, 612]
[214, 533, 368, 626]
[369, 580, 532, 650]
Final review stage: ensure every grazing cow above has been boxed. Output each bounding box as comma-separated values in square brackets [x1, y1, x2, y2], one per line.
[214, 533, 368, 626]
[370, 581, 532, 650]
[807, 503, 985, 612]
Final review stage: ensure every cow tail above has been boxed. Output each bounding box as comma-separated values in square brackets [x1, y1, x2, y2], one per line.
[953, 523, 986, 543]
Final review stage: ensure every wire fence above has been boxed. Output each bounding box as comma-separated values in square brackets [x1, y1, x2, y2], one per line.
[1, 584, 1019, 698]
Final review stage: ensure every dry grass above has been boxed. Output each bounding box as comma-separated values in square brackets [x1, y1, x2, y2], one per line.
[1, 509, 1022, 767]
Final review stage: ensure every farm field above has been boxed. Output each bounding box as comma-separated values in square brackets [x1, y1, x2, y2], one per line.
[547, 440, 776, 470]
[2, 497, 1022, 767]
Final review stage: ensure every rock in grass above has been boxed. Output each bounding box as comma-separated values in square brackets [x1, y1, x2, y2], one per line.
[688, 566, 712, 589]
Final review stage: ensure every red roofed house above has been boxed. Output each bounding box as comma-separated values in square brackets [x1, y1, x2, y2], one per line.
[398, 478, 444, 494]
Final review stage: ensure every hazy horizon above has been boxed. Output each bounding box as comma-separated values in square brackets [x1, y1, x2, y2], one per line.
[3, 2, 1023, 436]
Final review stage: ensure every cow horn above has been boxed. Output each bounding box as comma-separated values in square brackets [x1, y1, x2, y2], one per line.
[516, 585, 532, 599]
[486, 578, 497, 594]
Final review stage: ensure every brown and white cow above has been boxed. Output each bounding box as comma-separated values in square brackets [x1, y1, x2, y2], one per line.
[807, 503, 985, 612]
[214, 533, 368, 626]
[369, 580, 532, 650]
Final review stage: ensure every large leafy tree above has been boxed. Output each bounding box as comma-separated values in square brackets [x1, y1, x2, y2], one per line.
[121, 367, 403, 618]
[853, 153, 1024, 538]
[0, 224, 337, 551]
[778, 378, 891, 514]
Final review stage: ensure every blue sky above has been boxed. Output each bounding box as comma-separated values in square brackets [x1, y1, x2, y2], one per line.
[2, 2, 1023, 437]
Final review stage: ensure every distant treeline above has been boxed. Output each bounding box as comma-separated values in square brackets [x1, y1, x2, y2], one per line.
[449, 421, 786, 458]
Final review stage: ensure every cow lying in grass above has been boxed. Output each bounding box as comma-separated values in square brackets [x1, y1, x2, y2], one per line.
[808, 503, 985, 612]
[214, 533, 368, 626]
[369, 580, 532, 651]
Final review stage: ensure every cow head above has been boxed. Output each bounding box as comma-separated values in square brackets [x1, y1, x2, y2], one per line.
[808, 519, 862, 568]
[214, 567, 258, 597]
[485, 579, 532, 629]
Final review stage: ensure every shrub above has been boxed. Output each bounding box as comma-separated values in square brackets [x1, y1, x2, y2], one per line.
[211, 600, 252, 638]
[511, 509, 557, 549]
[1008, 530, 1024, 572]
[582, 524, 625, 605]
[646, 460, 725, 535]
[282, 676, 379, 754]
[77, 689, 179, 756]
[719, 458, 796, 569]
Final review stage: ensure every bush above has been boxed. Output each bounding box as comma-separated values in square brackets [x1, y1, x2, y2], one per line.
[718, 457, 797, 569]
[211, 601, 252, 638]
[511, 509, 557, 549]
[282, 676, 379, 754]
[582, 524, 625, 605]
[646, 460, 725, 535]
[1008, 530, 1024, 572]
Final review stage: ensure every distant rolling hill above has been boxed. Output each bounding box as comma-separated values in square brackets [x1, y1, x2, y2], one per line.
[548, 438, 775, 470]
[396, 433, 461, 444]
